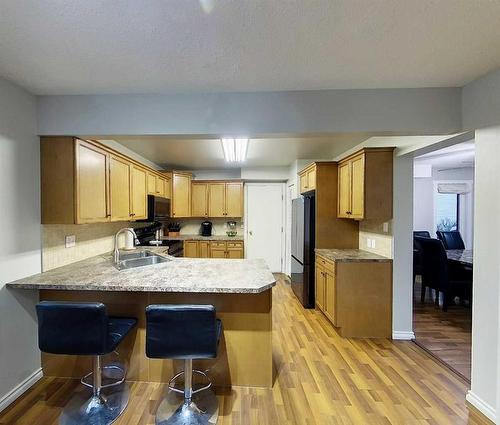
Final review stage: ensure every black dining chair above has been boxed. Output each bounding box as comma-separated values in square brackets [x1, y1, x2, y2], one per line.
[414, 237, 470, 311]
[413, 231, 431, 283]
[436, 231, 465, 250]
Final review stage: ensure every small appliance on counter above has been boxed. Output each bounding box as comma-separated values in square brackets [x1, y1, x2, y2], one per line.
[226, 221, 238, 237]
[201, 221, 213, 237]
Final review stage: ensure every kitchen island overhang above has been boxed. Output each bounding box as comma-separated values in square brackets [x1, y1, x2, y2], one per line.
[8, 253, 276, 389]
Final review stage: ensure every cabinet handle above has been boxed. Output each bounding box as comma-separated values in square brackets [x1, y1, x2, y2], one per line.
[106, 214, 111, 217]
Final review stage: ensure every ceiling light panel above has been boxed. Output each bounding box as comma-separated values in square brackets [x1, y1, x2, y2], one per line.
[221, 138, 248, 162]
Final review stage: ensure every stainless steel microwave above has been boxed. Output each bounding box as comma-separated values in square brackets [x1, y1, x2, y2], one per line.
[146, 195, 170, 221]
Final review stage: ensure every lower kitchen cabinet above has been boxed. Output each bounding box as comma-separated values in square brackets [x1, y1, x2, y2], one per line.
[183, 240, 244, 259]
[183, 240, 199, 258]
[315, 253, 392, 338]
[199, 240, 210, 258]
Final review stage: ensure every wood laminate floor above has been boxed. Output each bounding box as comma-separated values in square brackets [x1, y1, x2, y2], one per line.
[0, 277, 487, 424]
[413, 280, 472, 382]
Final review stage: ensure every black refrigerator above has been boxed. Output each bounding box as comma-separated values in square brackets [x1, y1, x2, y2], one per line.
[290, 193, 316, 308]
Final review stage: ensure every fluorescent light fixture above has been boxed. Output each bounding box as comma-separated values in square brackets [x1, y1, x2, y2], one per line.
[221, 138, 249, 162]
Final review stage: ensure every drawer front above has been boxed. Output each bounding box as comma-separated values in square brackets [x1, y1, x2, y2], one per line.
[227, 241, 243, 248]
[211, 241, 226, 248]
[316, 254, 335, 274]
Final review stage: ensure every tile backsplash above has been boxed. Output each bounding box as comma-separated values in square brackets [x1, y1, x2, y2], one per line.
[170, 219, 244, 237]
[358, 220, 393, 258]
[42, 222, 143, 271]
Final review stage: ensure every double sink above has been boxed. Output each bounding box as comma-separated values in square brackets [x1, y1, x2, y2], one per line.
[114, 250, 171, 271]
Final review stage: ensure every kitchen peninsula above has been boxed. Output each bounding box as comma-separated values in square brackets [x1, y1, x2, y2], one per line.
[7, 250, 276, 389]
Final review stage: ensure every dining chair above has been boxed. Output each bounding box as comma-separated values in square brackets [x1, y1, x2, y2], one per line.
[414, 237, 470, 311]
[436, 231, 465, 250]
[413, 231, 431, 283]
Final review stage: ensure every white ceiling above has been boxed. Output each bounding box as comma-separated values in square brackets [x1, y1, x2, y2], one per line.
[415, 141, 475, 170]
[2, 1, 500, 94]
[104, 134, 371, 169]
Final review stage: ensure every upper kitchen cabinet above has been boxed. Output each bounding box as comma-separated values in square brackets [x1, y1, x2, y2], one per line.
[337, 148, 394, 221]
[190, 181, 243, 218]
[298, 163, 317, 194]
[191, 182, 209, 217]
[109, 155, 131, 222]
[172, 171, 192, 217]
[130, 165, 148, 220]
[75, 139, 110, 223]
[208, 181, 243, 218]
[208, 182, 226, 217]
[41, 137, 154, 224]
[147, 172, 171, 199]
[225, 182, 244, 217]
[42, 137, 110, 224]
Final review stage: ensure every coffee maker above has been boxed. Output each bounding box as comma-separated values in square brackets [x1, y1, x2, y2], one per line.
[201, 221, 213, 237]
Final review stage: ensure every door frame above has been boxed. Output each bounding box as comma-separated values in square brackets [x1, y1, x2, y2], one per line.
[244, 182, 286, 273]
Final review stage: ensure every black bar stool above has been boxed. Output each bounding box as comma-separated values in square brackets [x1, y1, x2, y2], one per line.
[36, 301, 137, 425]
[146, 304, 222, 425]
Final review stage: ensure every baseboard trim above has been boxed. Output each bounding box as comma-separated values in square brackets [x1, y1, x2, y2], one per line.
[466, 391, 496, 423]
[0, 368, 43, 413]
[392, 331, 415, 340]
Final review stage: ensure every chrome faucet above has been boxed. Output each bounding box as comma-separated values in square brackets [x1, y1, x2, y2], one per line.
[114, 228, 139, 264]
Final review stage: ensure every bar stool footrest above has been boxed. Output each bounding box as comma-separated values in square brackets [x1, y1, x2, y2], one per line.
[81, 364, 126, 390]
[168, 369, 212, 395]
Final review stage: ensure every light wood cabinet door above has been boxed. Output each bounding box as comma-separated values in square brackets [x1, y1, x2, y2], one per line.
[199, 241, 210, 258]
[147, 173, 157, 195]
[225, 182, 243, 217]
[324, 271, 336, 324]
[131, 166, 147, 220]
[75, 140, 109, 224]
[307, 169, 316, 191]
[184, 241, 198, 258]
[109, 155, 131, 221]
[172, 173, 191, 217]
[227, 248, 243, 259]
[299, 173, 309, 194]
[191, 183, 209, 217]
[337, 161, 351, 218]
[350, 154, 365, 220]
[208, 183, 226, 217]
[156, 177, 165, 197]
[164, 175, 172, 199]
[315, 264, 325, 311]
[210, 247, 226, 258]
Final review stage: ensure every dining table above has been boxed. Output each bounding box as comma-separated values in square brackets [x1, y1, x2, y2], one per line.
[446, 249, 473, 267]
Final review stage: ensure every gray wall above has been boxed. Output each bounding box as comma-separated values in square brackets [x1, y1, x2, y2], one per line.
[37, 88, 462, 136]
[0, 79, 41, 405]
[462, 68, 500, 130]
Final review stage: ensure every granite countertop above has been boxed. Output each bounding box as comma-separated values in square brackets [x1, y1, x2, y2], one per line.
[161, 234, 244, 241]
[6, 249, 275, 294]
[315, 249, 392, 263]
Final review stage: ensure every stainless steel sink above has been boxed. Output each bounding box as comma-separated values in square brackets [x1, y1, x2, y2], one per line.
[118, 250, 159, 261]
[115, 251, 171, 270]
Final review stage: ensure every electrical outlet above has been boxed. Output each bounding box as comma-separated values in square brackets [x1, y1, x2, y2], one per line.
[383, 222, 389, 233]
[65, 235, 76, 248]
[372, 239, 376, 248]
[366, 238, 372, 248]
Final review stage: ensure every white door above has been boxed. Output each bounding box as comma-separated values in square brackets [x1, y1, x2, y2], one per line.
[245, 183, 285, 272]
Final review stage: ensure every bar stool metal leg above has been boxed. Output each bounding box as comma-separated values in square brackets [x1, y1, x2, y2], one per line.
[59, 355, 130, 425]
[156, 359, 218, 425]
